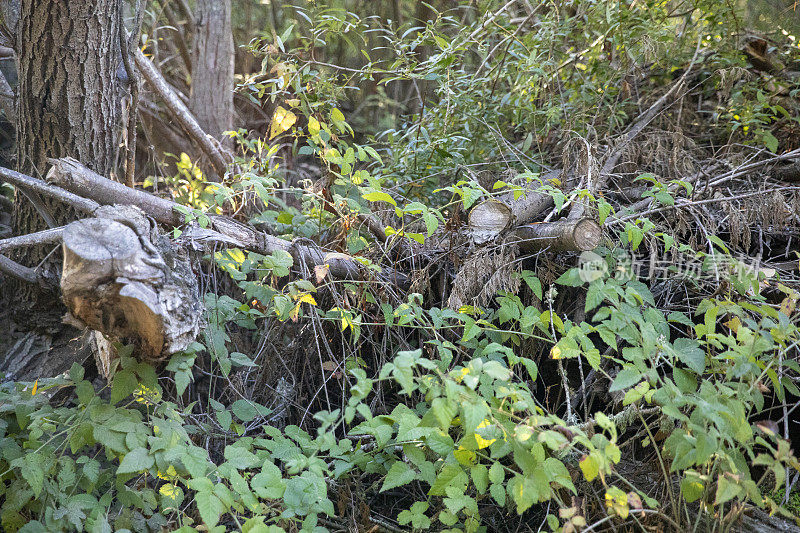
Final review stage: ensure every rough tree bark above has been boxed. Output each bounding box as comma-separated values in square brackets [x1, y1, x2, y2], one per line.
[189, 0, 234, 151]
[9, 0, 122, 328]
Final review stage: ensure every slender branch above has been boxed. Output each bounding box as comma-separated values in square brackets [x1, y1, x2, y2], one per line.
[611, 186, 800, 224]
[0, 227, 64, 253]
[0, 253, 37, 284]
[120, 0, 146, 187]
[569, 35, 703, 220]
[0, 165, 100, 214]
[133, 47, 233, 177]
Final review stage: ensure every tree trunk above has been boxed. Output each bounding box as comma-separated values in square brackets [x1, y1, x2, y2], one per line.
[189, 0, 233, 148]
[9, 0, 122, 329]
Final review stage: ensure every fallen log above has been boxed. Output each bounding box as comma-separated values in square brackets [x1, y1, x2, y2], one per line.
[468, 196, 601, 252]
[43, 158, 409, 287]
[513, 219, 602, 252]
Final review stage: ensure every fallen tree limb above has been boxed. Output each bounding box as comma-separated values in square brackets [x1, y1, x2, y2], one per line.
[0, 253, 38, 284]
[0, 227, 64, 253]
[0, 165, 101, 215]
[134, 47, 233, 178]
[468, 196, 601, 252]
[44, 158, 409, 287]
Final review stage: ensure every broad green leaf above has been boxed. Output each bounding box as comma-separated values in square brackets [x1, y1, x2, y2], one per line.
[362, 191, 397, 206]
[195, 491, 225, 527]
[118, 447, 154, 475]
[609, 367, 642, 392]
[381, 461, 416, 492]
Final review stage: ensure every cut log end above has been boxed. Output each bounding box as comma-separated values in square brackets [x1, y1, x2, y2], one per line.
[60, 211, 202, 369]
[572, 218, 603, 251]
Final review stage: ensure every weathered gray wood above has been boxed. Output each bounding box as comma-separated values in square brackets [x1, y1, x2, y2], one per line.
[61, 206, 203, 368]
[468, 199, 512, 244]
[47, 157, 409, 287]
[469, 192, 601, 252]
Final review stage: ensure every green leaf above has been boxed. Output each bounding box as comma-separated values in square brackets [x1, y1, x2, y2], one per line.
[489, 461, 505, 484]
[110, 369, 138, 404]
[381, 461, 416, 492]
[490, 482, 506, 506]
[431, 397, 457, 428]
[763, 131, 779, 153]
[251, 462, 286, 499]
[398, 501, 431, 529]
[429, 464, 468, 496]
[230, 352, 258, 367]
[673, 368, 697, 393]
[224, 445, 260, 470]
[195, 491, 226, 527]
[232, 399, 270, 423]
[118, 447, 154, 475]
[609, 367, 642, 392]
[673, 338, 705, 374]
[681, 474, 705, 503]
[362, 191, 397, 206]
[715, 475, 742, 505]
[17, 453, 45, 497]
[471, 464, 489, 494]
[555, 268, 585, 287]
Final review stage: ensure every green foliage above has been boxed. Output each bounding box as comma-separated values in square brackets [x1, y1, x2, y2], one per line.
[5, 0, 800, 531]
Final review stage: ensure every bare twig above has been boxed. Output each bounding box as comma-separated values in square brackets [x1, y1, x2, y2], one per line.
[0, 253, 37, 284]
[569, 35, 704, 220]
[120, 0, 146, 187]
[0, 227, 64, 253]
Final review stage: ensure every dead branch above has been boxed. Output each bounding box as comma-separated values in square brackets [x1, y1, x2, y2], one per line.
[0, 253, 37, 283]
[0, 226, 64, 253]
[134, 47, 233, 177]
[44, 157, 409, 287]
[568, 36, 703, 221]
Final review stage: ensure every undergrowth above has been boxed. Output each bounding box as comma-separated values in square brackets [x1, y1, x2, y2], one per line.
[3, 0, 800, 532]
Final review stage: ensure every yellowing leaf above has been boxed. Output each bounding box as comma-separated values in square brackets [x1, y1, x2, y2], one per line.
[159, 483, 181, 500]
[579, 455, 599, 482]
[296, 293, 317, 306]
[454, 446, 476, 465]
[475, 419, 497, 449]
[550, 345, 562, 359]
[308, 116, 321, 136]
[605, 487, 629, 518]
[453, 367, 469, 383]
[270, 106, 297, 139]
[157, 465, 178, 480]
[724, 316, 741, 333]
[31, 379, 38, 396]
